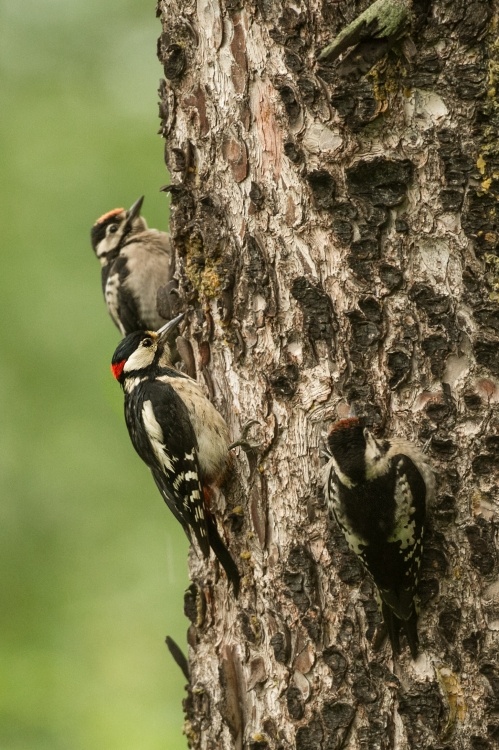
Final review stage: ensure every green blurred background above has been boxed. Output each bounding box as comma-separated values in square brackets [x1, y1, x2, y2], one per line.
[0, 1, 189, 747]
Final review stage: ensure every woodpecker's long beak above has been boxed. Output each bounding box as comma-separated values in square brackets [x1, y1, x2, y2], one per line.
[126, 195, 145, 225]
[156, 312, 185, 341]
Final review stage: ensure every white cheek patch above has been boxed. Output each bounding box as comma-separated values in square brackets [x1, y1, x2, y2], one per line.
[124, 346, 155, 373]
[142, 400, 175, 473]
[96, 226, 127, 261]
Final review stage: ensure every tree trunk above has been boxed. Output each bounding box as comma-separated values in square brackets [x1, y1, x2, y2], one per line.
[156, 1, 499, 747]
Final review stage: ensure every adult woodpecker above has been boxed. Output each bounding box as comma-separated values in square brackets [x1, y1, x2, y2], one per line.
[91, 196, 175, 336]
[323, 417, 434, 658]
[111, 313, 240, 595]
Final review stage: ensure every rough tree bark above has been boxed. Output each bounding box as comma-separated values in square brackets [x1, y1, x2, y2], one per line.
[156, 1, 499, 748]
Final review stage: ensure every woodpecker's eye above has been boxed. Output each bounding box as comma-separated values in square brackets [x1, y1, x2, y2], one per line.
[142, 338, 153, 348]
[108, 224, 118, 234]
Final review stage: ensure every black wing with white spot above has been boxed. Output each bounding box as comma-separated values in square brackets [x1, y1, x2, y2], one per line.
[381, 454, 425, 617]
[125, 379, 210, 556]
[358, 455, 425, 659]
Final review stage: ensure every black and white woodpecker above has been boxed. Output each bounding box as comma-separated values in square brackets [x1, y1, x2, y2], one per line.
[91, 196, 175, 336]
[323, 417, 434, 658]
[111, 313, 240, 595]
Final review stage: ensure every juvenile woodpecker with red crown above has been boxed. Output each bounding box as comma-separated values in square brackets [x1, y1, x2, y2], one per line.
[323, 417, 434, 658]
[111, 313, 240, 595]
[91, 196, 174, 336]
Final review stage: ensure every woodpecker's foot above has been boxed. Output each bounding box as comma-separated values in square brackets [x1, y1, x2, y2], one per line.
[229, 419, 261, 454]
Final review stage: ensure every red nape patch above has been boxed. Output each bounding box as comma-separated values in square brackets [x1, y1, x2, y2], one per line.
[111, 360, 125, 380]
[94, 207, 124, 225]
[328, 417, 361, 434]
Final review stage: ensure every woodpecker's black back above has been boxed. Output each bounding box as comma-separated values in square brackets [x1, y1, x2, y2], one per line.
[111, 328, 240, 595]
[324, 418, 430, 658]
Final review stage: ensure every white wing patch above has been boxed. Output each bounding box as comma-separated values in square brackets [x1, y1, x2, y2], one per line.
[155, 374, 229, 479]
[142, 400, 175, 473]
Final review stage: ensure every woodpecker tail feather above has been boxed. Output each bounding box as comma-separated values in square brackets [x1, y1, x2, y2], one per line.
[206, 516, 240, 597]
[381, 601, 419, 659]
[401, 610, 419, 660]
[382, 602, 401, 657]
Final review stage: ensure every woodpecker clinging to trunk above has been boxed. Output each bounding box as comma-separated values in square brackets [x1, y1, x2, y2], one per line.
[91, 196, 175, 336]
[323, 417, 434, 658]
[111, 313, 240, 595]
